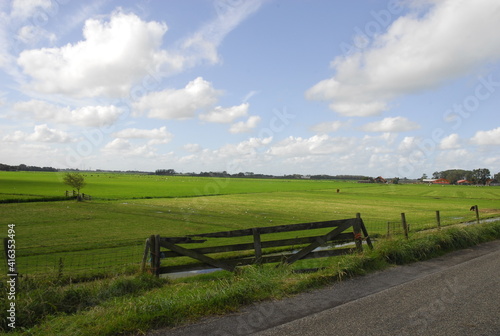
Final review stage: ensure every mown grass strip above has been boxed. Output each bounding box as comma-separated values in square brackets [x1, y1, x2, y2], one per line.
[5, 222, 499, 336]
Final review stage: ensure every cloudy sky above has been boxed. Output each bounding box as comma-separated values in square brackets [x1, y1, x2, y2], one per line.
[1, 0, 499, 177]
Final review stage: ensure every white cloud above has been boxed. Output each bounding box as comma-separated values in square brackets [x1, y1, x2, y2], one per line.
[199, 103, 249, 123]
[439, 133, 461, 149]
[13, 100, 122, 127]
[179, 0, 264, 68]
[471, 127, 500, 145]
[17, 25, 56, 45]
[17, 11, 178, 97]
[2, 124, 73, 143]
[10, 0, 52, 20]
[183, 143, 202, 153]
[229, 115, 261, 134]
[102, 138, 156, 157]
[361, 116, 420, 132]
[134, 77, 222, 119]
[306, 0, 500, 116]
[267, 135, 354, 157]
[310, 120, 349, 133]
[113, 126, 173, 145]
[398, 136, 417, 153]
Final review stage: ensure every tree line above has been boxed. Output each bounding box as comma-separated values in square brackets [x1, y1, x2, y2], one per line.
[429, 168, 499, 185]
[0, 163, 57, 172]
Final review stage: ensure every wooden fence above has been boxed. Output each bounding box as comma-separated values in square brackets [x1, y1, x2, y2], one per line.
[65, 190, 92, 200]
[143, 214, 372, 277]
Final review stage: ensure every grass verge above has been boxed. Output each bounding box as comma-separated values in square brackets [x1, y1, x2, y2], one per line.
[4, 221, 500, 335]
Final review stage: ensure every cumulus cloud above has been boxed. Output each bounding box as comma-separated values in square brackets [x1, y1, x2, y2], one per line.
[471, 127, 500, 145]
[113, 126, 173, 145]
[102, 138, 156, 157]
[199, 103, 249, 123]
[13, 100, 122, 127]
[306, 0, 500, 116]
[361, 116, 420, 132]
[310, 120, 350, 133]
[17, 11, 179, 97]
[229, 115, 261, 134]
[183, 143, 202, 153]
[17, 25, 56, 45]
[2, 124, 73, 143]
[439, 133, 461, 149]
[134, 77, 221, 119]
[267, 135, 354, 157]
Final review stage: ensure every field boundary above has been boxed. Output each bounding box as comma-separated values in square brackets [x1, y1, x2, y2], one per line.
[144, 215, 373, 277]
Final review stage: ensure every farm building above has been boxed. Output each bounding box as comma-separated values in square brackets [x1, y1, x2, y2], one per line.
[423, 178, 450, 184]
[433, 178, 450, 184]
[457, 179, 471, 185]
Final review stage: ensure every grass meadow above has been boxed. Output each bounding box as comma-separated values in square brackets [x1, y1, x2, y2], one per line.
[1, 171, 499, 278]
[1, 171, 500, 335]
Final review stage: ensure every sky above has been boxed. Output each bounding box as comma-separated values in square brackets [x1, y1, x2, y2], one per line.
[1, 0, 499, 178]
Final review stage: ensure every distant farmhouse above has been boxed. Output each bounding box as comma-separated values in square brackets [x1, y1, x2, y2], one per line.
[423, 178, 450, 185]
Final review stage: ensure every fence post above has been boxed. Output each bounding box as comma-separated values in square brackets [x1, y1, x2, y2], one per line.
[154, 235, 161, 277]
[141, 237, 151, 272]
[149, 235, 157, 276]
[252, 228, 262, 264]
[357, 213, 373, 249]
[436, 210, 441, 230]
[353, 214, 363, 252]
[401, 213, 409, 240]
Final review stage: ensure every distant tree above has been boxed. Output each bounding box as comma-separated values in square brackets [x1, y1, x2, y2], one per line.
[471, 168, 491, 185]
[63, 172, 86, 201]
[494, 172, 500, 182]
[421, 173, 428, 180]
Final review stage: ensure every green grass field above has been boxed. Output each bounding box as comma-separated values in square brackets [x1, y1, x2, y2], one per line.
[1, 171, 499, 278]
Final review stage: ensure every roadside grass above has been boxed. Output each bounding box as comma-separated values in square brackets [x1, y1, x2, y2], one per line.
[4, 221, 500, 335]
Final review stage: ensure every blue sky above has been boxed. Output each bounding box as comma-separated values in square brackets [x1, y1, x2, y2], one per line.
[1, 0, 499, 178]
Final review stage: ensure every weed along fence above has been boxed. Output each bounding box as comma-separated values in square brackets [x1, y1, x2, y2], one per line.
[143, 214, 373, 277]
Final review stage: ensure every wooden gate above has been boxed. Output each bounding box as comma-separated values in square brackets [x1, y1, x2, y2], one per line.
[143, 214, 372, 277]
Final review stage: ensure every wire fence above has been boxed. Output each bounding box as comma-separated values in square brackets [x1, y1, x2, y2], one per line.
[0, 208, 494, 281]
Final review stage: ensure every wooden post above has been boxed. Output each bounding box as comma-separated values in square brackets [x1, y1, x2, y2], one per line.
[475, 205, 480, 224]
[353, 214, 363, 252]
[154, 235, 161, 277]
[436, 210, 441, 230]
[141, 237, 150, 272]
[357, 213, 373, 249]
[401, 213, 409, 240]
[149, 235, 157, 276]
[252, 228, 262, 264]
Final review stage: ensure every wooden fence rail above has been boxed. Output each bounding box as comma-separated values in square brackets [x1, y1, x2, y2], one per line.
[143, 214, 372, 277]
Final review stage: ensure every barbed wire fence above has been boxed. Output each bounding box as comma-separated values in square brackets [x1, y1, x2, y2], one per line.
[0, 207, 494, 281]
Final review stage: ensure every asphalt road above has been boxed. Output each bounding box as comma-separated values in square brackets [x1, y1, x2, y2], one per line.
[148, 240, 500, 336]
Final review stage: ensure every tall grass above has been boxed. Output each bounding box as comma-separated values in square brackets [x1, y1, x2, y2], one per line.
[5, 222, 499, 336]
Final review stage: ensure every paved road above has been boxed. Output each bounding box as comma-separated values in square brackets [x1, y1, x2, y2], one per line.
[148, 240, 500, 336]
